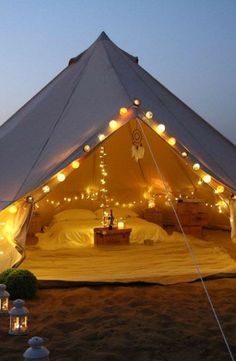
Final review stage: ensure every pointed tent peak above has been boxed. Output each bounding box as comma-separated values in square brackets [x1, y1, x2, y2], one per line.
[68, 32, 139, 66]
[96, 31, 111, 41]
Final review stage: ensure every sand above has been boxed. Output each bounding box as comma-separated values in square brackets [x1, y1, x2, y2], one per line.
[1, 279, 236, 361]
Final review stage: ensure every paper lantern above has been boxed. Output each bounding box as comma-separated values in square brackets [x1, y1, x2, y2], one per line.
[145, 111, 153, 120]
[57, 173, 66, 182]
[193, 163, 200, 171]
[156, 124, 165, 134]
[23, 336, 50, 361]
[203, 174, 212, 184]
[119, 107, 128, 115]
[168, 137, 176, 146]
[9, 299, 29, 335]
[71, 160, 80, 169]
[109, 120, 118, 130]
[0, 284, 9, 313]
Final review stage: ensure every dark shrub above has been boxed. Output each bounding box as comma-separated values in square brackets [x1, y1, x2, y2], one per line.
[0, 268, 15, 284]
[0, 269, 38, 299]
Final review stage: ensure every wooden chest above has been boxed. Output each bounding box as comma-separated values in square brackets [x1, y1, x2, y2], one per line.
[94, 227, 132, 246]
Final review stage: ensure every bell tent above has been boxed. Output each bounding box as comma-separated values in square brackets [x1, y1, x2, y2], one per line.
[0, 32, 235, 280]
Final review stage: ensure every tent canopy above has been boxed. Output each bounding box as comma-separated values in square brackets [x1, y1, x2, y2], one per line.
[0, 31, 235, 213]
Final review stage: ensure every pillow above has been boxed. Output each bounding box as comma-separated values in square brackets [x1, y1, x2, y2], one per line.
[94, 207, 138, 219]
[54, 209, 97, 221]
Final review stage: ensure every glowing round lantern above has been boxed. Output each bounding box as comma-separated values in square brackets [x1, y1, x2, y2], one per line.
[145, 111, 153, 120]
[98, 134, 105, 141]
[0, 284, 9, 313]
[9, 205, 18, 214]
[71, 160, 80, 169]
[83, 144, 91, 152]
[203, 174, 212, 184]
[9, 299, 29, 335]
[23, 336, 50, 361]
[109, 120, 118, 130]
[42, 185, 50, 193]
[133, 98, 141, 107]
[156, 124, 165, 134]
[119, 107, 128, 116]
[168, 137, 176, 146]
[193, 163, 200, 171]
[57, 173, 66, 182]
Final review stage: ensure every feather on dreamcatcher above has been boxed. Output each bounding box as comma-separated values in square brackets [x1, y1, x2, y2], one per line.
[131, 126, 145, 161]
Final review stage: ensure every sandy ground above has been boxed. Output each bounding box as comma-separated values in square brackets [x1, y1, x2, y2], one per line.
[1, 279, 236, 361]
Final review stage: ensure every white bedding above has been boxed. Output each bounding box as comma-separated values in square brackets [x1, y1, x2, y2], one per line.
[36, 217, 170, 250]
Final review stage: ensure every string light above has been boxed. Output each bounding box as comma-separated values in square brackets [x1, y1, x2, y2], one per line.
[156, 124, 165, 134]
[42, 185, 50, 193]
[168, 137, 176, 146]
[193, 163, 200, 171]
[203, 174, 212, 184]
[98, 134, 105, 141]
[57, 173, 66, 182]
[8, 205, 18, 214]
[119, 107, 128, 115]
[71, 160, 80, 169]
[181, 151, 188, 158]
[133, 99, 141, 107]
[109, 120, 118, 130]
[83, 144, 91, 152]
[145, 111, 153, 120]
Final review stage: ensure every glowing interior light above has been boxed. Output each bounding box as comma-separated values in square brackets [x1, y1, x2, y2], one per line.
[83, 144, 91, 152]
[193, 163, 200, 171]
[0, 251, 4, 255]
[156, 124, 165, 134]
[42, 185, 50, 193]
[145, 111, 153, 120]
[181, 151, 188, 158]
[98, 134, 105, 141]
[216, 185, 225, 194]
[119, 107, 128, 115]
[198, 179, 203, 185]
[71, 160, 80, 169]
[168, 137, 176, 146]
[203, 174, 212, 184]
[9, 205, 18, 214]
[109, 120, 118, 130]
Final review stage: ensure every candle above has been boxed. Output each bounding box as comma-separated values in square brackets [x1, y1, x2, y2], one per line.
[118, 221, 125, 229]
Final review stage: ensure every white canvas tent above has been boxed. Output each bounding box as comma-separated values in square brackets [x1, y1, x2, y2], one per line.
[0, 32, 235, 272]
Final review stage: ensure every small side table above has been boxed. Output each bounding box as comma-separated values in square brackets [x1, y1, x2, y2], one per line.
[94, 227, 132, 246]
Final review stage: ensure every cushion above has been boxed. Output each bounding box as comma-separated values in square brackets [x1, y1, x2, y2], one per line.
[54, 209, 97, 221]
[94, 207, 138, 219]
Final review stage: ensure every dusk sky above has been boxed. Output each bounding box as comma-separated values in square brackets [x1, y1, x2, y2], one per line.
[0, 0, 235, 144]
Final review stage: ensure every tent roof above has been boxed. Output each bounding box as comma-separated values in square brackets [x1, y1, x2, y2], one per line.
[0, 32, 235, 210]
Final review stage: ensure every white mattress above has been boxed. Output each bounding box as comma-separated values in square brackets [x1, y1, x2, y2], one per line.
[37, 217, 170, 250]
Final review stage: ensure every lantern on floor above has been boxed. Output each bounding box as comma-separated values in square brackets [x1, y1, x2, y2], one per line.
[0, 284, 10, 313]
[23, 336, 50, 361]
[9, 299, 29, 335]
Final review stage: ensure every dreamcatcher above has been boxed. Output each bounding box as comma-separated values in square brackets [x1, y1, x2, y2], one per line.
[131, 126, 145, 161]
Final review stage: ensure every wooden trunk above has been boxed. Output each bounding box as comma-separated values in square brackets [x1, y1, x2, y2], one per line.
[94, 227, 131, 246]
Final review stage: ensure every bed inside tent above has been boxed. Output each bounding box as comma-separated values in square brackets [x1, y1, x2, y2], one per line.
[1, 113, 236, 285]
